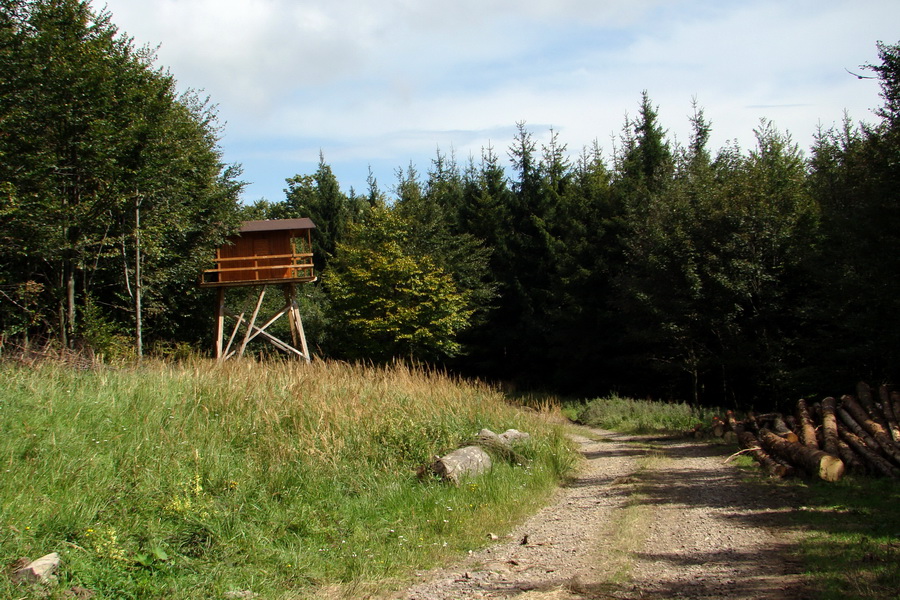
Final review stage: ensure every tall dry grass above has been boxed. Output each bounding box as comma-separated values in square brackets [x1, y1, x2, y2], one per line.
[0, 358, 573, 599]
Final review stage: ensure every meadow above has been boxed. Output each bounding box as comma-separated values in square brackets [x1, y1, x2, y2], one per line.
[566, 394, 718, 434]
[0, 359, 574, 599]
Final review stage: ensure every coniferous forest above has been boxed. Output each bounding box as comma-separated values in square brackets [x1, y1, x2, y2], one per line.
[2, 0, 900, 409]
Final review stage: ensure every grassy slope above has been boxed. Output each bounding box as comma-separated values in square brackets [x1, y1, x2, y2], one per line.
[0, 360, 574, 599]
[568, 394, 719, 434]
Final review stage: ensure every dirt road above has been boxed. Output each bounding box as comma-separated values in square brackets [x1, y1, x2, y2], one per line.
[398, 428, 808, 600]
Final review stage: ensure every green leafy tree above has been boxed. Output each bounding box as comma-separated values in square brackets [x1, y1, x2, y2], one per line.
[425, 147, 465, 228]
[324, 205, 473, 361]
[0, 0, 242, 351]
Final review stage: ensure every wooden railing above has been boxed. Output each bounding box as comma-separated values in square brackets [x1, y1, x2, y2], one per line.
[200, 252, 315, 286]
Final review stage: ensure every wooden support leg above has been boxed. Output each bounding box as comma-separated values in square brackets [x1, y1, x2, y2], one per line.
[295, 305, 310, 363]
[238, 286, 267, 358]
[283, 284, 311, 362]
[215, 287, 226, 361]
[283, 285, 300, 348]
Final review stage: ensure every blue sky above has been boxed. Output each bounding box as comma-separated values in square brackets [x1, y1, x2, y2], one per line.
[97, 0, 900, 203]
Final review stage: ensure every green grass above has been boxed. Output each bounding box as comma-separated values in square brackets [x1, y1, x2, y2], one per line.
[723, 446, 900, 599]
[780, 476, 900, 600]
[0, 359, 575, 599]
[568, 394, 719, 434]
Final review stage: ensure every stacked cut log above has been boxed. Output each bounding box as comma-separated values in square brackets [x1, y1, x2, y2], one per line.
[726, 382, 900, 482]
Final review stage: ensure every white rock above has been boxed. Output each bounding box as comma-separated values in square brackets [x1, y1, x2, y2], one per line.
[11, 552, 60, 584]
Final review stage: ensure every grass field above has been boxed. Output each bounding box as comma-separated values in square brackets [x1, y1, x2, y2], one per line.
[731, 461, 900, 600]
[566, 394, 719, 434]
[0, 359, 575, 599]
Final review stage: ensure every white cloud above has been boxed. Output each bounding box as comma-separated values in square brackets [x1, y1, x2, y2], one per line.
[96, 0, 900, 199]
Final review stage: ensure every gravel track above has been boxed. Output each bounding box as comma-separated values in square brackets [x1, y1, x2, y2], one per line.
[397, 427, 807, 600]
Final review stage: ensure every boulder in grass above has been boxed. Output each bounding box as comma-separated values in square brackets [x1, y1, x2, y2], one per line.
[498, 429, 530, 445]
[11, 552, 60, 585]
[477, 428, 531, 447]
[430, 445, 492, 485]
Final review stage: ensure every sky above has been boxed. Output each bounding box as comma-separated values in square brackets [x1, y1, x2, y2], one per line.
[96, 0, 900, 204]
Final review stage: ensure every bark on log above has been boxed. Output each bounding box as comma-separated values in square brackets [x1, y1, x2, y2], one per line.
[726, 410, 743, 433]
[10, 553, 60, 584]
[745, 412, 761, 433]
[839, 428, 900, 478]
[836, 404, 883, 456]
[820, 397, 841, 458]
[738, 430, 796, 478]
[498, 429, 531, 445]
[755, 413, 782, 422]
[796, 399, 819, 449]
[475, 429, 529, 464]
[834, 437, 867, 475]
[759, 428, 844, 482]
[768, 415, 799, 443]
[879, 385, 900, 443]
[784, 414, 799, 432]
[430, 446, 492, 484]
[892, 391, 900, 433]
[856, 382, 889, 429]
[840, 395, 900, 467]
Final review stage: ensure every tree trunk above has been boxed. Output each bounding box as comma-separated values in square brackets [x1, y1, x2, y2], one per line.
[834, 437, 867, 475]
[880, 385, 900, 443]
[796, 399, 818, 449]
[736, 429, 795, 478]
[892, 391, 900, 441]
[836, 405, 883, 455]
[57, 268, 67, 348]
[840, 395, 900, 466]
[856, 382, 889, 430]
[771, 415, 799, 443]
[839, 428, 900, 478]
[134, 198, 143, 359]
[820, 397, 841, 457]
[759, 428, 844, 482]
[65, 261, 75, 347]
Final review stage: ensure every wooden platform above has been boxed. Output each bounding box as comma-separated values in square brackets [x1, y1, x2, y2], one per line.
[200, 218, 316, 287]
[201, 218, 318, 361]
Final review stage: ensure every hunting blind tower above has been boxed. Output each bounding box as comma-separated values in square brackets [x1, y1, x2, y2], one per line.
[200, 218, 316, 361]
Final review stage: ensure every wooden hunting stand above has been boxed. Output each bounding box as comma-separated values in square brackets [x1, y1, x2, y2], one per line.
[200, 218, 316, 361]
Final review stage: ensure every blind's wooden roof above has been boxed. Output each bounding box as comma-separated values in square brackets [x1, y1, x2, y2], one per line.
[238, 218, 316, 233]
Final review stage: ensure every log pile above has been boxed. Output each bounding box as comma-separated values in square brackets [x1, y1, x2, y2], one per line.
[726, 382, 900, 481]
